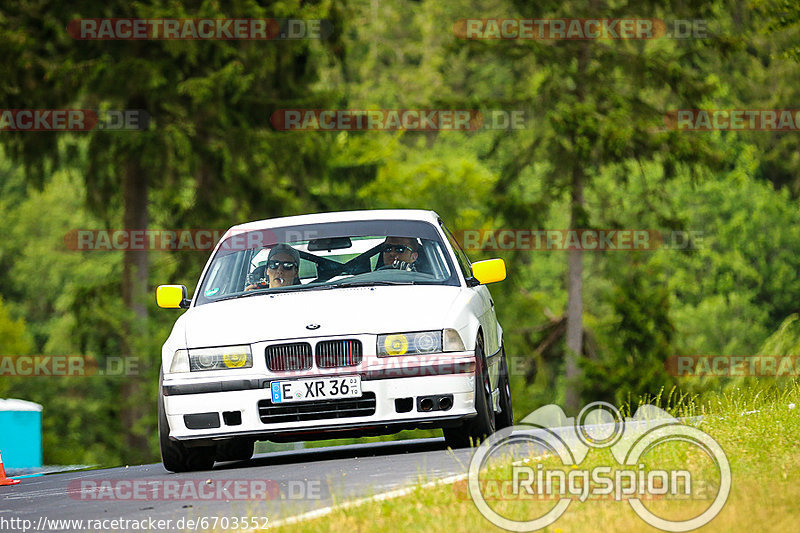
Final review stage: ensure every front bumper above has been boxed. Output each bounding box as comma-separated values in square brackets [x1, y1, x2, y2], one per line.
[163, 356, 477, 443]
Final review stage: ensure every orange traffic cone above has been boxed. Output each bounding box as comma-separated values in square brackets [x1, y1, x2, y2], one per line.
[0, 451, 21, 486]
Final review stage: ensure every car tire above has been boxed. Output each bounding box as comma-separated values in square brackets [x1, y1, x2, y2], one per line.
[216, 439, 255, 462]
[443, 336, 496, 448]
[158, 369, 216, 472]
[495, 347, 514, 430]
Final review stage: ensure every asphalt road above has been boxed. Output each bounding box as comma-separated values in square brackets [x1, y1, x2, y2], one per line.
[0, 437, 484, 532]
[1, 412, 670, 532]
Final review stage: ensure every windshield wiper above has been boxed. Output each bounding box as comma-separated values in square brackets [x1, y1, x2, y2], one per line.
[331, 280, 416, 288]
[211, 280, 411, 302]
[229, 287, 301, 300]
[223, 283, 340, 300]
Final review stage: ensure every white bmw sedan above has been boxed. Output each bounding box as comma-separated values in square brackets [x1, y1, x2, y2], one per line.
[156, 209, 512, 472]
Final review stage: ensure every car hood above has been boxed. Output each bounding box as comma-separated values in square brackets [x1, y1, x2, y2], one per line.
[183, 285, 462, 347]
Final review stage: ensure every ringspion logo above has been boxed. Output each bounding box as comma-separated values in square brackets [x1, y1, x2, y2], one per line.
[468, 402, 730, 531]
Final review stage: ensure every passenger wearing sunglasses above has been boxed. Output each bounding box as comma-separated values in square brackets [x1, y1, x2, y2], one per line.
[380, 237, 419, 271]
[244, 243, 300, 291]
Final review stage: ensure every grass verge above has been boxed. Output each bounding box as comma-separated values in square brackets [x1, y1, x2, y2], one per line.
[262, 380, 799, 532]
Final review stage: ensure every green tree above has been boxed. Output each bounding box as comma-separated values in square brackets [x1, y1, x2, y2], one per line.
[331, 0, 728, 411]
[0, 0, 347, 461]
[0, 296, 32, 358]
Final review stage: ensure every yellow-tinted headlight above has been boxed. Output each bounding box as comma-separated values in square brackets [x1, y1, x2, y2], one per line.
[384, 334, 409, 356]
[187, 345, 253, 371]
[377, 331, 443, 357]
[223, 352, 249, 368]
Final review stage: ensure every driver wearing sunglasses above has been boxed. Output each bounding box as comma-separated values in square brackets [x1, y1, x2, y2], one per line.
[244, 243, 300, 291]
[381, 236, 419, 271]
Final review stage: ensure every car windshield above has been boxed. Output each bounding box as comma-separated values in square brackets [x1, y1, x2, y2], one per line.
[194, 219, 459, 305]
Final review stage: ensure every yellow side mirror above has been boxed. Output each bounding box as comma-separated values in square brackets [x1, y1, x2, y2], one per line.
[156, 285, 190, 309]
[471, 258, 506, 285]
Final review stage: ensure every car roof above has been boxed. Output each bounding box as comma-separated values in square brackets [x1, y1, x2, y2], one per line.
[225, 209, 442, 234]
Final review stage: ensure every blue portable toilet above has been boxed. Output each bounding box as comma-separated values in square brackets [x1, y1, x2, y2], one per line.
[0, 399, 43, 471]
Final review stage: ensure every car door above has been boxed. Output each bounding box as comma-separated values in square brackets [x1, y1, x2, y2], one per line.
[440, 223, 501, 389]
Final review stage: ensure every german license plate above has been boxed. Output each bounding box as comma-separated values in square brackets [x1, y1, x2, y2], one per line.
[270, 376, 361, 403]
